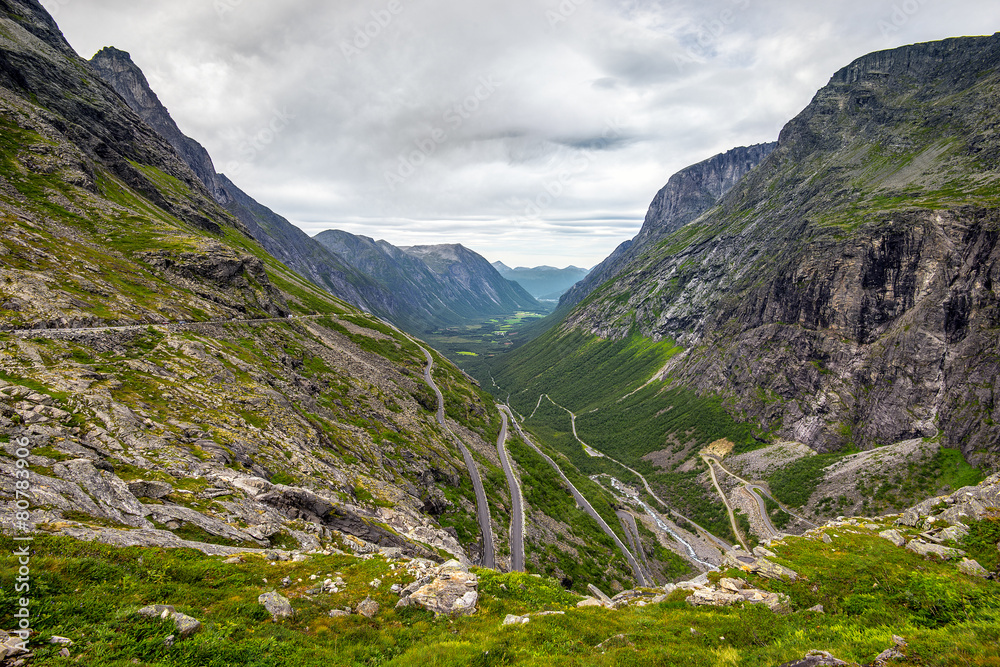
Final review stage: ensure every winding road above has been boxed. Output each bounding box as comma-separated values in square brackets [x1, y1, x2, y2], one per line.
[497, 406, 526, 572]
[506, 410, 649, 587]
[703, 455, 749, 550]
[418, 345, 496, 570]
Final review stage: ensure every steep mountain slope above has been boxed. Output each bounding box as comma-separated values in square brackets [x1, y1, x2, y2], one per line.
[500, 35, 1000, 478]
[89, 46, 539, 334]
[493, 262, 591, 301]
[560, 143, 776, 310]
[316, 231, 541, 332]
[0, 0, 642, 593]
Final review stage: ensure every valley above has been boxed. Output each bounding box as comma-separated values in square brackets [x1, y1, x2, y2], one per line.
[0, 0, 998, 664]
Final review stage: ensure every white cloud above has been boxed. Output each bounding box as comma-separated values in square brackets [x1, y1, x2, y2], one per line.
[41, 0, 1000, 267]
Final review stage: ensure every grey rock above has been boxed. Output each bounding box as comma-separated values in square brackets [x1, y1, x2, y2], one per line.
[328, 609, 350, 617]
[258, 591, 294, 620]
[171, 613, 202, 638]
[753, 546, 777, 559]
[356, 596, 379, 619]
[905, 540, 965, 560]
[957, 558, 990, 578]
[821, 533, 833, 544]
[806, 604, 825, 613]
[776, 650, 849, 667]
[404, 567, 479, 616]
[721, 552, 799, 581]
[137, 604, 175, 618]
[503, 614, 529, 626]
[937, 524, 970, 542]
[879, 529, 906, 547]
[587, 584, 614, 606]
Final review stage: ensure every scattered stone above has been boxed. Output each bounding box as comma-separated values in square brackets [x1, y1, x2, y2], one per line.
[503, 614, 529, 626]
[356, 597, 379, 619]
[719, 578, 747, 592]
[865, 523, 881, 531]
[137, 604, 175, 618]
[172, 614, 202, 638]
[280, 577, 292, 588]
[59, 647, 70, 658]
[896, 509, 921, 527]
[258, 591, 294, 620]
[905, 540, 965, 560]
[390, 583, 403, 594]
[879, 530, 906, 547]
[872, 635, 907, 665]
[163, 635, 175, 648]
[687, 584, 791, 614]
[328, 610, 349, 618]
[48, 636, 73, 646]
[223, 555, 243, 564]
[821, 534, 833, 544]
[806, 604, 825, 613]
[776, 649, 849, 667]
[957, 558, 990, 579]
[576, 597, 603, 608]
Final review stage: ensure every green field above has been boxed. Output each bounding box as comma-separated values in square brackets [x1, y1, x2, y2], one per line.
[421, 310, 550, 370]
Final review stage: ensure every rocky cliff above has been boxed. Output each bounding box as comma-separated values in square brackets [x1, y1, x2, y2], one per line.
[564, 35, 1000, 467]
[560, 143, 776, 309]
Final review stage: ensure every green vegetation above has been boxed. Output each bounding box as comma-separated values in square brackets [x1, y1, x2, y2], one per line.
[2, 519, 998, 666]
[767, 453, 841, 508]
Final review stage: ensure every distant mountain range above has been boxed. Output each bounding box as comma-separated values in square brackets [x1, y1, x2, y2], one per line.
[90, 47, 538, 333]
[492, 263, 590, 301]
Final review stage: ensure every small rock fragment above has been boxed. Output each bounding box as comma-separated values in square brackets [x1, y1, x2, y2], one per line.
[957, 558, 990, 579]
[879, 529, 906, 547]
[356, 596, 380, 618]
[503, 614, 529, 626]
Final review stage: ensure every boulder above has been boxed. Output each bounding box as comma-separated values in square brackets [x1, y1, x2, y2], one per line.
[937, 524, 970, 542]
[753, 546, 777, 559]
[172, 613, 202, 638]
[896, 509, 921, 527]
[905, 541, 965, 560]
[722, 552, 799, 581]
[686, 585, 791, 614]
[258, 591, 294, 620]
[356, 596, 379, 618]
[137, 604, 175, 618]
[587, 584, 614, 606]
[402, 565, 479, 616]
[576, 597, 603, 608]
[879, 529, 906, 547]
[957, 558, 990, 579]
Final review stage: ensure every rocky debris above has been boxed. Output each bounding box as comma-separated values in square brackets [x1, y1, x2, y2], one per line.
[871, 636, 908, 665]
[396, 560, 478, 616]
[136, 605, 202, 638]
[905, 540, 965, 560]
[53, 459, 151, 528]
[0, 631, 30, 661]
[821, 534, 833, 544]
[48, 636, 72, 646]
[721, 551, 799, 581]
[957, 558, 991, 578]
[258, 591, 294, 620]
[937, 524, 970, 542]
[127, 480, 173, 499]
[576, 597, 603, 608]
[586, 584, 614, 607]
[753, 546, 777, 559]
[686, 578, 791, 614]
[355, 597, 379, 619]
[775, 650, 848, 667]
[503, 614, 529, 626]
[328, 609, 350, 618]
[879, 529, 906, 547]
[806, 605, 825, 613]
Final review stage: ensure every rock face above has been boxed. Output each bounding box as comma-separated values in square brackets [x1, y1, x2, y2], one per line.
[560, 143, 776, 310]
[559, 35, 1000, 464]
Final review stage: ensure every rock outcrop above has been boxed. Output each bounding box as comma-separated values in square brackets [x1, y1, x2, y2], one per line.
[396, 560, 479, 616]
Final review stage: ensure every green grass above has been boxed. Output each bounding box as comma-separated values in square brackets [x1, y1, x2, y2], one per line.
[1, 522, 997, 666]
[767, 453, 841, 508]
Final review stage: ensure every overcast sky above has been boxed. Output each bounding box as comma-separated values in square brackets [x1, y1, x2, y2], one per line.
[40, 0, 1000, 268]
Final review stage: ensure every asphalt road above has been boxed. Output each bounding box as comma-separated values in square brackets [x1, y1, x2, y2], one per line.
[497, 406, 525, 572]
[703, 456, 749, 550]
[418, 345, 496, 570]
[616, 510, 653, 583]
[506, 411, 649, 587]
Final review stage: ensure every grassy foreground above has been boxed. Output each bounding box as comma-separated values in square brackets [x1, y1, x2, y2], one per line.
[1, 517, 998, 666]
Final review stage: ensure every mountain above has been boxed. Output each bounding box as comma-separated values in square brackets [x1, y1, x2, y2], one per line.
[0, 0, 649, 599]
[88, 46, 538, 333]
[559, 142, 776, 310]
[315, 231, 542, 331]
[493, 35, 1000, 481]
[493, 263, 591, 301]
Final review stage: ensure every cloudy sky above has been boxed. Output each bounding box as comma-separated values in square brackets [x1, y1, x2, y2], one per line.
[41, 0, 1000, 268]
